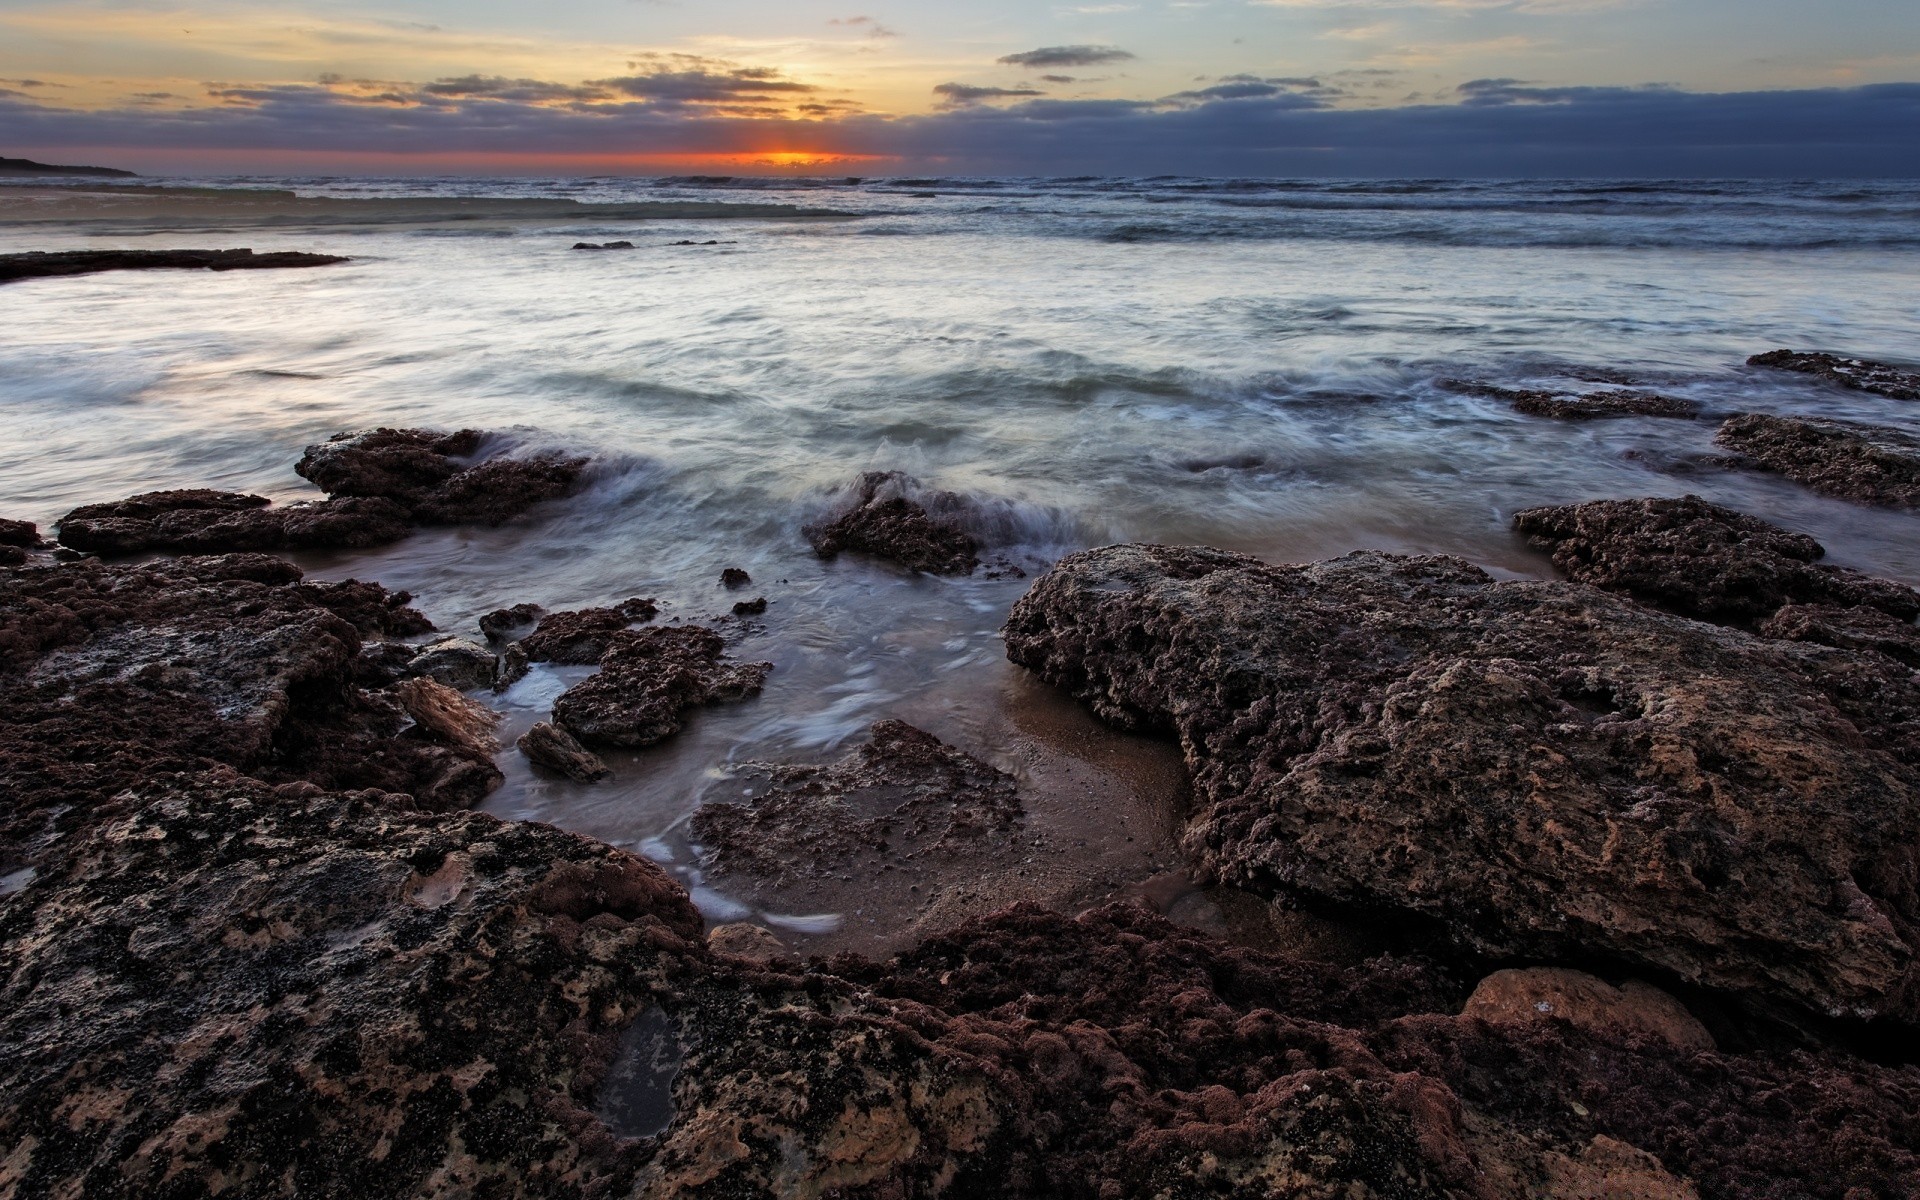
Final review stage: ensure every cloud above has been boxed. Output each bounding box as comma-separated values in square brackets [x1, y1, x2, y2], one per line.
[997, 45, 1137, 68]
[591, 57, 820, 110]
[4, 77, 1917, 178]
[934, 83, 1048, 109]
[421, 75, 614, 103]
[829, 16, 899, 38]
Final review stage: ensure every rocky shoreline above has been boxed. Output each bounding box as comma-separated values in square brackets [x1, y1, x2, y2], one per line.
[3, 395, 1920, 1196]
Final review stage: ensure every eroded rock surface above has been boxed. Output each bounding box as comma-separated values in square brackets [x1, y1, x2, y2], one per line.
[1715, 413, 1920, 508]
[0, 553, 498, 870]
[56, 489, 413, 555]
[1003, 543, 1920, 1025]
[1749, 349, 1920, 400]
[551, 626, 770, 748]
[0, 247, 350, 283]
[518, 600, 658, 665]
[804, 471, 983, 575]
[517, 720, 611, 782]
[693, 720, 1023, 886]
[1444, 380, 1701, 421]
[1513, 495, 1920, 625]
[295, 427, 588, 526]
[1462, 968, 1715, 1052]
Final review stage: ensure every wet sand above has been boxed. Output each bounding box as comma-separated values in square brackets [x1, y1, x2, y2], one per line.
[0, 184, 853, 228]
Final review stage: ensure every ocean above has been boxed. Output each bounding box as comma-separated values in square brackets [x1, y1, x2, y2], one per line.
[4, 173, 1917, 947]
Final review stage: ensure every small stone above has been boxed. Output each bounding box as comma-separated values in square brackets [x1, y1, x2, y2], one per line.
[706, 923, 786, 964]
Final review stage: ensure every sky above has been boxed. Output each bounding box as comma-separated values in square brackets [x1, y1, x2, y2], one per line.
[2, 0, 1917, 176]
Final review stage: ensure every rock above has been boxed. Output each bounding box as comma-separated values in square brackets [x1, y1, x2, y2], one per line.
[1462, 968, 1715, 1052]
[518, 600, 658, 665]
[480, 602, 545, 642]
[0, 518, 39, 547]
[405, 636, 499, 691]
[1761, 602, 1920, 668]
[1444, 380, 1701, 420]
[693, 720, 1022, 886]
[1715, 413, 1920, 508]
[572, 240, 635, 250]
[354, 639, 419, 687]
[1749, 349, 1920, 400]
[803, 471, 982, 576]
[55, 488, 413, 555]
[0, 553, 497, 869]
[290, 578, 435, 637]
[1003, 543, 1920, 1024]
[720, 567, 752, 589]
[1513, 494, 1920, 624]
[495, 642, 530, 691]
[552, 626, 770, 748]
[516, 720, 611, 782]
[2, 774, 1916, 1199]
[731, 596, 767, 616]
[295, 427, 588, 526]
[706, 922, 787, 963]
[393, 677, 501, 756]
[0, 248, 349, 284]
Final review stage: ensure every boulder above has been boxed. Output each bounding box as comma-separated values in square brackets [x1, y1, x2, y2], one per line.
[731, 596, 768, 616]
[405, 635, 499, 691]
[551, 626, 769, 748]
[804, 471, 982, 576]
[1003, 543, 1920, 1024]
[516, 720, 611, 782]
[393, 677, 501, 756]
[720, 567, 752, 589]
[294, 427, 588, 526]
[0, 518, 40, 548]
[1749, 349, 1920, 400]
[1513, 495, 1920, 625]
[1715, 414, 1920, 508]
[518, 600, 658, 665]
[480, 602, 545, 642]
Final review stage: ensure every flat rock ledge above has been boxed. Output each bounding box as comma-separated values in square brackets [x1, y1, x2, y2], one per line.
[1715, 413, 1920, 508]
[1749, 349, 1920, 401]
[1513, 494, 1920, 626]
[1003, 542, 1920, 1027]
[55, 428, 588, 556]
[1443, 379, 1701, 421]
[0, 247, 349, 284]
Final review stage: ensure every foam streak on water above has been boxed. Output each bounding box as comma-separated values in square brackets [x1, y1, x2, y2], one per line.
[3, 175, 1917, 938]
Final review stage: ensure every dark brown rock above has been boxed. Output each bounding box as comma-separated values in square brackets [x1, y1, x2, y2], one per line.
[693, 720, 1022, 886]
[1749, 349, 1920, 400]
[720, 567, 752, 589]
[480, 601, 545, 642]
[1715, 413, 1920, 508]
[1003, 543, 1920, 1025]
[1761, 603, 1920, 669]
[55, 489, 413, 555]
[0, 248, 349, 284]
[518, 600, 657, 665]
[1513, 495, 1920, 624]
[804, 471, 983, 575]
[295, 427, 587, 526]
[0, 518, 39, 548]
[551, 626, 770, 748]
[517, 720, 611, 782]
[731, 596, 767, 616]
[404, 636, 499, 691]
[1444, 380, 1701, 420]
[1462, 968, 1715, 1052]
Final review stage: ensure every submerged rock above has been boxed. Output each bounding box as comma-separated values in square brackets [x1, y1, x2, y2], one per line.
[1445, 379, 1701, 420]
[1003, 543, 1920, 1025]
[295, 427, 588, 526]
[0, 247, 350, 284]
[804, 471, 983, 576]
[693, 720, 1022, 886]
[731, 596, 767, 616]
[1715, 413, 1920, 508]
[551, 626, 770, 748]
[1749, 349, 1920, 400]
[1513, 494, 1920, 624]
[518, 600, 658, 664]
[479, 601, 545, 642]
[516, 720, 611, 782]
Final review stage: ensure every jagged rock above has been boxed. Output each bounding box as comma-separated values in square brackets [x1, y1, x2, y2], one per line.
[1513, 495, 1920, 624]
[1462, 968, 1715, 1052]
[1003, 543, 1920, 1025]
[804, 471, 982, 576]
[1, 775, 1916, 1199]
[495, 643, 530, 692]
[731, 596, 767, 616]
[693, 720, 1022, 885]
[56, 488, 415, 555]
[480, 602, 545, 642]
[295, 428, 587, 526]
[552, 626, 769, 748]
[0, 553, 496, 869]
[518, 600, 658, 665]
[0, 248, 349, 284]
[1444, 380, 1701, 420]
[720, 567, 752, 589]
[1749, 349, 1920, 400]
[1761, 603, 1920, 668]
[393, 678, 500, 756]
[516, 720, 611, 782]
[1715, 414, 1920, 508]
[405, 636, 499, 691]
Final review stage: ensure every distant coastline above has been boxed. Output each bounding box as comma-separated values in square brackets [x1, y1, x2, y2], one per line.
[0, 156, 136, 178]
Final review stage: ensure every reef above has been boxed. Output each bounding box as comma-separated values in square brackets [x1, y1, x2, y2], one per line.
[1749, 349, 1920, 400]
[0, 247, 349, 284]
[1715, 413, 1920, 508]
[1003, 542, 1920, 1028]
